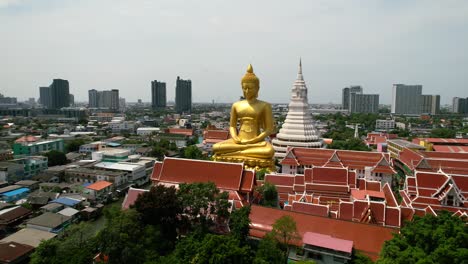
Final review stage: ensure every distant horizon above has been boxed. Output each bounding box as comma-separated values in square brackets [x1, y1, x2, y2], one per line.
[1, 0, 467, 105]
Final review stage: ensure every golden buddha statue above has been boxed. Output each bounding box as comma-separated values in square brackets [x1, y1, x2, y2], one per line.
[212, 64, 275, 171]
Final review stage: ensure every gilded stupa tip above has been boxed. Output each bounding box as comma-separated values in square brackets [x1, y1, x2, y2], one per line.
[247, 64, 253, 73]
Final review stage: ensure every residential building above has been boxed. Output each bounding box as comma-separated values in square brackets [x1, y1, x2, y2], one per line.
[91, 148, 131, 162]
[0, 162, 24, 183]
[349, 93, 379, 113]
[0, 187, 30, 202]
[0, 228, 56, 248]
[136, 127, 160, 136]
[452, 97, 468, 114]
[391, 84, 422, 115]
[375, 119, 395, 131]
[84, 181, 113, 201]
[0, 241, 34, 264]
[175, 76, 192, 113]
[421, 94, 440, 115]
[272, 60, 322, 158]
[0, 94, 18, 108]
[151, 80, 166, 109]
[50, 79, 70, 109]
[64, 168, 127, 186]
[39, 86, 52, 108]
[108, 120, 137, 133]
[342, 86, 362, 110]
[27, 212, 71, 233]
[94, 162, 147, 186]
[13, 138, 64, 156]
[88, 89, 120, 110]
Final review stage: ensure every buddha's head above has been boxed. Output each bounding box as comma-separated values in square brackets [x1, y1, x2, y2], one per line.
[241, 64, 259, 100]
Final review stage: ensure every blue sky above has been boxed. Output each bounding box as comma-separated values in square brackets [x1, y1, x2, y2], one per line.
[1, 0, 467, 104]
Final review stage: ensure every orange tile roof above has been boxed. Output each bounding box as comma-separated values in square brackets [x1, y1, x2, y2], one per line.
[122, 188, 148, 210]
[153, 158, 244, 191]
[86, 181, 113, 191]
[249, 205, 397, 260]
[167, 128, 193, 136]
[203, 130, 229, 140]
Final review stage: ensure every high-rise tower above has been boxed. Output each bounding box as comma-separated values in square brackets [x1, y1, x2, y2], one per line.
[272, 60, 322, 158]
[151, 80, 166, 109]
[175, 76, 192, 113]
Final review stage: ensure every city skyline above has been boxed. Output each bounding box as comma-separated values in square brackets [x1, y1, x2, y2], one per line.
[1, 0, 468, 104]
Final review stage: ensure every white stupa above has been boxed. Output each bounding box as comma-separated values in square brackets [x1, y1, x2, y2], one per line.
[272, 60, 322, 158]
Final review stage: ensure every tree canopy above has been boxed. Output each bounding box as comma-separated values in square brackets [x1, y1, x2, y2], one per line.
[44, 150, 68, 166]
[378, 211, 468, 264]
[257, 182, 279, 207]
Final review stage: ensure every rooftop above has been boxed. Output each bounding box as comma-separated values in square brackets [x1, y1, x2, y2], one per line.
[388, 139, 425, 149]
[303, 232, 353, 254]
[0, 241, 34, 263]
[86, 181, 113, 191]
[27, 212, 71, 228]
[0, 228, 56, 248]
[94, 162, 144, 172]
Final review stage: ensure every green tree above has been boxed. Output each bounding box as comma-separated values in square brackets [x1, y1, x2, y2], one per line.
[378, 211, 468, 264]
[270, 215, 300, 261]
[30, 223, 96, 264]
[257, 182, 278, 207]
[150, 145, 166, 160]
[171, 233, 252, 264]
[184, 145, 205, 160]
[65, 138, 86, 152]
[329, 138, 370, 151]
[253, 234, 286, 264]
[132, 185, 181, 251]
[229, 205, 251, 244]
[177, 182, 230, 233]
[429, 128, 456, 138]
[44, 150, 68, 166]
[256, 168, 268, 180]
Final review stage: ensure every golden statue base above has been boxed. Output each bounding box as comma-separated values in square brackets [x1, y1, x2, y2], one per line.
[213, 155, 276, 172]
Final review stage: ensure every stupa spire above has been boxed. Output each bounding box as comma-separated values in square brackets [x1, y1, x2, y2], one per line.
[297, 58, 304, 81]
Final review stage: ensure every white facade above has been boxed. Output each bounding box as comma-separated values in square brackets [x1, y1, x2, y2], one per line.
[272, 60, 322, 158]
[375, 119, 395, 131]
[137, 127, 160, 136]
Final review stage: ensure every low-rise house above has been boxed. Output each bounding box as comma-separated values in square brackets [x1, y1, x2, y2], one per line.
[0, 188, 30, 203]
[40, 203, 64, 213]
[0, 162, 24, 183]
[0, 228, 56, 248]
[0, 206, 32, 230]
[15, 180, 39, 191]
[50, 197, 83, 209]
[57, 208, 80, 222]
[84, 181, 113, 202]
[94, 162, 147, 186]
[289, 232, 353, 263]
[0, 241, 34, 264]
[27, 212, 71, 233]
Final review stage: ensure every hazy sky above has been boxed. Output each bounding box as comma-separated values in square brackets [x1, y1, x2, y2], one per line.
[1, 0, 467, 104]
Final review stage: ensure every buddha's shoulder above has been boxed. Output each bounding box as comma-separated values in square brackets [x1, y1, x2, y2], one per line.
[255, 100, 272, 108]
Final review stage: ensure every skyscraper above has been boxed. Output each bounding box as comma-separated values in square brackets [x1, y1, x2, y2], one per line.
[453, 97, 468, 114]
[39, 86, 52, 108]
[69, 94, 75, 106]
[342, 86, 363, 110]
[349, 94, 379, 113]
[421, 95, 440, 115]
[175, 76, 192, 113]
[151, 80, 166, 109]
[88, 89, 99, 108]
[50, 79, 70, 109]
[88, 89, 119, 110]
[272, 60, 322, 158]
[391, 84, 422, 115]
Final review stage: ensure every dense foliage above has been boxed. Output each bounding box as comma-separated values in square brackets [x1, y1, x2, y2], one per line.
[256, 182, 278, 207]
[44, 150, 68, 166]
[378, 211, 468, 264]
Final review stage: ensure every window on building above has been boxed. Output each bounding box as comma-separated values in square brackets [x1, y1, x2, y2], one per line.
[447, 195, 454, 206]
[307, 252, 322, 260]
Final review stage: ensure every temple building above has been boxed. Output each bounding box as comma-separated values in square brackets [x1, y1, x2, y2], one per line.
[272, 60, 322, 158]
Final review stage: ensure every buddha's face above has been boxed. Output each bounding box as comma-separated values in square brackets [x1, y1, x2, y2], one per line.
[242, 82, 259, 100]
